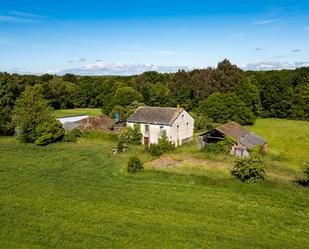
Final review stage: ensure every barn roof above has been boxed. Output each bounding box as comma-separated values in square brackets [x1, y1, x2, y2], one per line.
[217, 122, 267, 148]
[127, 106, 184, 125]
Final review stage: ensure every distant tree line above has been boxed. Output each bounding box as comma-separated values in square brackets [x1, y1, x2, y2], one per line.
[0, 59, 308, 135]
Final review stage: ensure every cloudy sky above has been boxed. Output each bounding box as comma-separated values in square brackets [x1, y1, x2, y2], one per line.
[0, 0, 309, 75]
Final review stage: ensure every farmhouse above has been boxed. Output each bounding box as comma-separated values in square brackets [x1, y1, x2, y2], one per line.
[198, 122, 268, 157]
[127, 106, 194, 147]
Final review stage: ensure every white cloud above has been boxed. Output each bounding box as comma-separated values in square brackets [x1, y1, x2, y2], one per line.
[9, 11, 46, 19]
[253, 19, 279, 25]
[241, 61, 309, 71]
[0, 11, 46, 23]
[60, 62, 190, 76]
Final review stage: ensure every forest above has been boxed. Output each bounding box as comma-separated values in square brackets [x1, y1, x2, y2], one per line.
[0, 59, 308, 135]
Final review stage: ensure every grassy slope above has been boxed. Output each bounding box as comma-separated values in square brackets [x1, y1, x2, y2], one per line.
[1, 124, 309, 249]
[247, 119, 309, 169]
[53, 108, 102, 118]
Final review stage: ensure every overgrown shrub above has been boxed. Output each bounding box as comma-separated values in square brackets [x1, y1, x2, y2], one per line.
[296, 162, 309, 187]
[194, 115, 214, 132]
[63, 128, 82, 143]
[148, 131, 174, 156]
[118, 125, 142, 146]
[127, 156, 144, 173]
[117, 140, 125, 152]
[203, 138, 234, 154]
[231, 156, 265, 183]
[35, 119, 65, 146]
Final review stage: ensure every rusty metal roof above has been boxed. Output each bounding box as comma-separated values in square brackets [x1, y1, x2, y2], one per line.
[217, 122, 267, 148]
[127, 106, 184, 125]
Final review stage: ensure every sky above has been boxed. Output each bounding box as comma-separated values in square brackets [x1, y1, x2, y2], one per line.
[0, 0, 309, 75]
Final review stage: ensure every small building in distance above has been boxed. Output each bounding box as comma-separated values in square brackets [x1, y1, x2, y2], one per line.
[198, 122, 268, 157]
[127, 106, 194, 147]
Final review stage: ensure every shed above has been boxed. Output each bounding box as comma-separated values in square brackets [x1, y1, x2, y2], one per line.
[198, 122, 268, 157]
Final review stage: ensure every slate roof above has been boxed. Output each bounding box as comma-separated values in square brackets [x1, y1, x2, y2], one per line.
[217, 122, 267, 148]
[127, 106, 184, 125]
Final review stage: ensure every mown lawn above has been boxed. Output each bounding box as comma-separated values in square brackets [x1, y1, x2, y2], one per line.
[53, 108, 102, 118]
[0, 126, 309, 249]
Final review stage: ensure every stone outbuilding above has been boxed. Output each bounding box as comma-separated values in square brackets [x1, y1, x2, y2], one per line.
[198, 122, 268, 157]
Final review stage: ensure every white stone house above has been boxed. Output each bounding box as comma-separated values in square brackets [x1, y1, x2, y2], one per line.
[127, 107, 194, 147]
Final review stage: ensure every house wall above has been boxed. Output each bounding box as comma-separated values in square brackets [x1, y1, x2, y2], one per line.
[127, 110, 194, 147]
[127, 122, 173, 145]
[171, 110, 194, 146]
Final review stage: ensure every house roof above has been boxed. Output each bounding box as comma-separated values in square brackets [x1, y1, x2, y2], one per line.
[216, 122, 267, 148]
[127, 106, 184, 125]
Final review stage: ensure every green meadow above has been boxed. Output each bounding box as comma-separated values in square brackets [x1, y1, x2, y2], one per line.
[53, 108, 102, 118]
[0, 119, 308, 249]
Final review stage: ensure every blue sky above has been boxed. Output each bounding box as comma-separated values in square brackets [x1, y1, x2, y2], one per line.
[0, 0, 309, 75]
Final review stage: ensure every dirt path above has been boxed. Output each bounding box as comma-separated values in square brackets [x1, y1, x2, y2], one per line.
[147, 154, 297, 182]
[148, 155, 232, 170]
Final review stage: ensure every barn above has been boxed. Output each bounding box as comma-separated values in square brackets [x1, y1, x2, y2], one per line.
[198, 122, 268, 157]
[127, 106, 194, 147]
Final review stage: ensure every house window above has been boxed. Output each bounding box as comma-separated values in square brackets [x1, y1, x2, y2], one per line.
[160, 126, 164, 135]
[145, 124, 149, 133]
[182, 114, 184, 119]
[187, 122, 189, 130]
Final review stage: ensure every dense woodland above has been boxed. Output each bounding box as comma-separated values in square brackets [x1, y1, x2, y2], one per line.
[0, 59, 308, 135]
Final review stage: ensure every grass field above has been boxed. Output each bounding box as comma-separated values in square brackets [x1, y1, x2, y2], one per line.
[53, 108, 102, 118]
[0, 119, 308, 249]
[247, 118, 309, 169]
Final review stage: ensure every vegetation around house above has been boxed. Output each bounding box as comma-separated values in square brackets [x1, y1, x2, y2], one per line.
[127, 156, 144, 173]
[231, 156, 265, 183]
[148, 131, 175, 156]
[202, 137, 235, 154]
[0, 118, 308, 248]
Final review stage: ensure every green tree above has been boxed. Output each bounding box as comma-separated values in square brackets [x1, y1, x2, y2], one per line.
[235, 78, 262, 116]
[114, 87, 143, 107]
[199, 92, 256, 125]
[12, 86, 53, 143]
[43, 78, 77, 109]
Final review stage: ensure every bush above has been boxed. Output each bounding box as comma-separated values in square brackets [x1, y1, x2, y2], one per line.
[194, 115, 214, 132]
[63, 128, 82, 143]
[203, 138, 234, 154]
[148, 131, 174, 156]
[117, 140, 125, 152]
[119, 125, 142, 146]
[231, 156, 265, 183]
[35, 119, 65, 146]
[127, 156, 144, 173]
[296, 162, 309, 187]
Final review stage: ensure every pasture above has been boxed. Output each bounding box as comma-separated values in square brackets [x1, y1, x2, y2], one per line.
[0, 118, 308, 249]
[53, 108, 102, 118]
